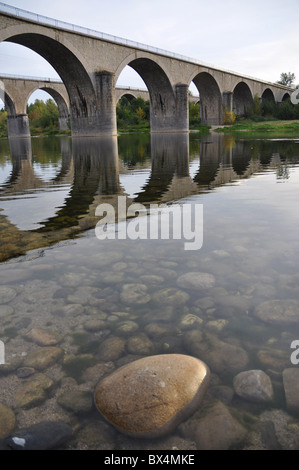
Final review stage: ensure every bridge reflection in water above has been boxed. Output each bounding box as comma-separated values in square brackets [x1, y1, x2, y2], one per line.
[0, 132, 295, 262]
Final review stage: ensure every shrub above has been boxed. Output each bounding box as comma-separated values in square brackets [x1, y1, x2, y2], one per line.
[223, 110, 236, 125]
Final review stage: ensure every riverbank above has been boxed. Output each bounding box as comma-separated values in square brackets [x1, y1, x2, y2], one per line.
[213, 119, 299, 138]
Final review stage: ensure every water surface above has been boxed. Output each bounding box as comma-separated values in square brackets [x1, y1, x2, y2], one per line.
[0, 132, 299, 450]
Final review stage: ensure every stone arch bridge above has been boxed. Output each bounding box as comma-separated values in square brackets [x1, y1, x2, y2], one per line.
[0, 2, 292, 138]
[0, 74, 155, 135]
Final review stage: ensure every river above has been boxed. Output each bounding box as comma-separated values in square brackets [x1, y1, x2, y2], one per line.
[0, 131, 299, 450]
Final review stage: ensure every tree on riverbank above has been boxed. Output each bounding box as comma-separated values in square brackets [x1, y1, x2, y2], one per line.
[117, 96, 150, 130]
[27, 99, 60, 134]
[0, 109, 7, 137]
[277, 72, 296, 87]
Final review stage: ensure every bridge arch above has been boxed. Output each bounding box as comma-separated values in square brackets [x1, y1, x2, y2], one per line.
[0, 87, 16, 116]
[281, 92, 291, 102]
[191, 72, 222, 125]
[27, 86, 70, 131]
[233, 82, 253, 116]
[262, 88, 275, 102]
[116, 92, 138, 103]
[1, 26, 102, 136]
[116, 53, 182, 132]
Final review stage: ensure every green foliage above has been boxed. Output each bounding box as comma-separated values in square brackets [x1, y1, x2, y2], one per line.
[0, 109, 7, 137]
[277, 72, 296, 87]
[251, 94, 262, 116]
[117, 96, 150, 130]
[242, 91, 299, 123]
[223, 109, 236, 125]
[28, 99, 59, 133]
[189, 101, 200, 127]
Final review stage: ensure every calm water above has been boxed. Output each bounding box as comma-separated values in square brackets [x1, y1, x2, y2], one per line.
[0, 132, 299, 450]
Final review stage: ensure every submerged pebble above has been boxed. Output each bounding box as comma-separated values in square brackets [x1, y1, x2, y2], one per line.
[2, 421, 73, 450]
[177, 272, 216, 290]
[0, 305, 14, 318]
[233, 370, 274, 403]
[0, 404, 15, 439]
[0, 286, 17, 304]
[254, 300, 299, 325]
[120, 284, 151, 305]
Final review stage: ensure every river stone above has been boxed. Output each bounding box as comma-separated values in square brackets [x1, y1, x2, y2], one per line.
[152, 288, 189, 306]
[184, 330, 249, 377]
[179, 314, 203, 329]
[254, 300, 299, 325]
[97, 336, 126, 362]
[0, 305, 14, 318]
[2, 421, 73, 450]
[115, 321, 139, 336]
[0, 286, 17, 304]
[23, 347, 64, 371]
[126, 334, 155, 355]
[282, 368, 299, 412]
[15, 373, 54, 409]
[57, 390, 93, 414]
[177, 272, 216, 291]
[233, 370, 274, 403]
[179, 400, 247, 450]
[94, 354, 210, 438]
[0, 404, 16, 439]
[120, 284, 151, 305]
[139, 274, 165, 286]
[25, 328, 62, 346]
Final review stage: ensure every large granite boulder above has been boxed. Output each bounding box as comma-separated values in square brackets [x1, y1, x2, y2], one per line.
[94, 354, 210, 438]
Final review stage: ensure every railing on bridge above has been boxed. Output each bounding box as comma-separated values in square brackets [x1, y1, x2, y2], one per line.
[0, 73, 62, 82]
[0, 74, 149, 93]
[0, 2, 292, 89]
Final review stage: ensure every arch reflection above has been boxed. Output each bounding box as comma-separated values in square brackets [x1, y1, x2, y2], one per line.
[0, 132, 297, 262]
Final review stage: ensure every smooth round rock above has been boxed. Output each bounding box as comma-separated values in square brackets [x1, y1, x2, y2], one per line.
[254, 300, 299, 325]
[177, 272, 215, 290]
[94, 354, 210, 438]
[120, 284, 151, 305]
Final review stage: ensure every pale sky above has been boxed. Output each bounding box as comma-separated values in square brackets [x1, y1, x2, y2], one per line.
[0, 0, 299, 101]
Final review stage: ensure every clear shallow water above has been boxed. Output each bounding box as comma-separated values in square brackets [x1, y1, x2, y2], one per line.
[0, 132, 299, 450]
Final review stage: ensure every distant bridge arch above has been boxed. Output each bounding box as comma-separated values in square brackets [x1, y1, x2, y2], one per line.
[191, 72, 222, 125]
[262, 88, 275, 102]
[282, 92, 291, 101]
[115, 87, 150, 103]
[233, 82, 253, 116]
[28, 86, 70, 130]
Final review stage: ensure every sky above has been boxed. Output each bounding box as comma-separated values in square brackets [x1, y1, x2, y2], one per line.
[0, 0, 299, 102]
